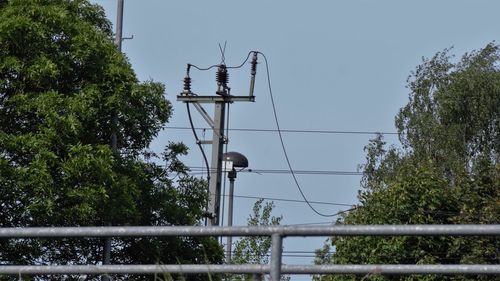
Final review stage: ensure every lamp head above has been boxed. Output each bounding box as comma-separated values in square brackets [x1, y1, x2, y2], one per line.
[223, 151, 249, 169]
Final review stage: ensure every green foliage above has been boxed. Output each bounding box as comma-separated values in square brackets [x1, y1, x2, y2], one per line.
[233, 199, 281, 265]
[232, 199, 289, 281]
[315, 44, 499, 281]
[0, 1, 222, 280]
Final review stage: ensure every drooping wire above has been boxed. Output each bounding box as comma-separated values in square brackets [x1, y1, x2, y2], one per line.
[184, 65, 210, 185]
[186, 102, 211, 224]
[283, 208, 359, 225]
[186, 103, 210, 179]
[224, 194, 354, 207]
[189, 63, 219, 71]
[258, 51, 342, 217]
[226, 51, 253, 69]
[201, 128, 207, 178]
[189, 51, 254, 72]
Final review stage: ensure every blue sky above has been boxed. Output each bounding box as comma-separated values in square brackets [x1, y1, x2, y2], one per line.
[92, 1, 500, 280]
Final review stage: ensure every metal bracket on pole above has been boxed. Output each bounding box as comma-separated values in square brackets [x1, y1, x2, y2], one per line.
[177, 95, 255, 103]
[192, 102, 215, 129]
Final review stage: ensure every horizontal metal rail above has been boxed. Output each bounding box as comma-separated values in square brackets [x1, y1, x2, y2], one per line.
[0, 264, 498, 275]
[1, 224, 499, 238]
[1, 225, 499, 277]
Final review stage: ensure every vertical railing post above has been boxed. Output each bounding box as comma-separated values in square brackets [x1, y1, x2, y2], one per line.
[270, 233, 283, 281]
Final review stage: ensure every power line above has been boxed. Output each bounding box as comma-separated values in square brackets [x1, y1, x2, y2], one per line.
[159, 163, 474, 219]
[247, 169, 361, 176]
[165, 126, 398, 136]
[259, 51, 349, 218]
[188, 51, 253, 71]
[186, 105, 211, 181]
[187, 166, 363, 176]
[284, 208, 358, 223]
[225, 194, 355, 207]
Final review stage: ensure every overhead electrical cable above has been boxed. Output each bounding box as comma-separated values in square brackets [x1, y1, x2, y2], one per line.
[245, 169, 361, 175]
[258, 51, 343, 217]
[281, 207, 358, 221]
[226, 51, 253, 69]
[224, 194, 355, 207]
[186, 104, 210, 182]
[188, 51, 254, 72]
[186, 166, 362, 176]
[186, 103, 211, 225]
[165, 126, 398, 136]
[189, 63, 219, 71]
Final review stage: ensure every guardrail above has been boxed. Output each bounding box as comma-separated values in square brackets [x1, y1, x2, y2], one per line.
[1, 225, 499, 280]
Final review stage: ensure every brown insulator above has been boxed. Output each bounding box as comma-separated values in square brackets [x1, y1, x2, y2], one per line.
[183, 76, 191, 93]
[216, 65, 229, 86]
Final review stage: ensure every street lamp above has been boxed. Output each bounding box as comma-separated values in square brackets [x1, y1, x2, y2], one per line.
[223, 151, 248, 264]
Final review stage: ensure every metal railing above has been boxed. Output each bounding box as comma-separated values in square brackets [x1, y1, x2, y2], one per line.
[1, 225, 499, 280]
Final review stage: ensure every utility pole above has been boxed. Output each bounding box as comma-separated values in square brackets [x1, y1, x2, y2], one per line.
[103, 0, 124, 279]
[207, 99, 226, 226]
[114, 0, 124, 51]
[178, 53, 258, 226]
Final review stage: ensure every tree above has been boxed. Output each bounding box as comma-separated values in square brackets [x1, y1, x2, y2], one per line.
[0, 1, 222, 280]
[315, 44, 499, 281]
[232, 199, 290, 281]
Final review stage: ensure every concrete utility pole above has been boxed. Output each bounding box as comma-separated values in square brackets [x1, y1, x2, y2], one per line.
[103, 0, 124, 279]
[178, 54, 257, 226]
[207, 97, 226, 226]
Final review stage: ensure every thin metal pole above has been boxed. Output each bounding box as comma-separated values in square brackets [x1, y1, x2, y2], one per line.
[1, 225, 498, 238]
[1, 264, 499, 275]
[283, 264, 500, 275]
[110, 0, 123, 150]
[114, 0, 124, 49]
[226, 173, 236, 263]
[270, 233, 283, 281]
[104, 0, 124, 278]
